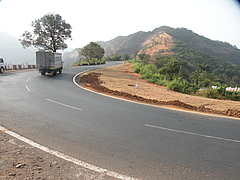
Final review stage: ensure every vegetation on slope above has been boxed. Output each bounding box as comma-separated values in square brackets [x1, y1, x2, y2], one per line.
[171, 41, 240, 86]
[66, 26, 240, 101]
[99, 26, 240, 66]
[162, 27, 240, 66]
[129, 51, 240, 101]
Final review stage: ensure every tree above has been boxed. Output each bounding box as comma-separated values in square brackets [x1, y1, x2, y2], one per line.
[104, 54, 121, 61]
[159, 59, 181, 80]
[77, 42, 105, 63]
[138, 53, 150, 65]
[20, 13, 72, 52]
[121, 53, 130, 60]
[133, 50, 138, 60]
[197, 63, 209, 73]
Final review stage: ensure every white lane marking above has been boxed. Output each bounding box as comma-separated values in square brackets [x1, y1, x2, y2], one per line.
[26, 78, 30, 82]
[26, 85, 30, 92]
[145, 124, 240, 143]
[73, 68, 96, 88]
[46, 98, 82, 111]
[0, 125, 137, 180]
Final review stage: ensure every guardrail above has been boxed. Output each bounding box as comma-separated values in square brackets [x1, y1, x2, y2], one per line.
[4, 63, 36, 70]
[212, 86, 240, 92]
[79, 62, 105, 66]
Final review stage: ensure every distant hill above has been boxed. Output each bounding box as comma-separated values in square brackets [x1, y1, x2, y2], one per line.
[96, 26, 240, 86]
[98, 26, 240, 66]
[159, 27, 240, 66]
[63, 26, 240, 70]
[63, 49, 78, 67]
[0, 32, 37, 64]
[97, 31, 151, 57]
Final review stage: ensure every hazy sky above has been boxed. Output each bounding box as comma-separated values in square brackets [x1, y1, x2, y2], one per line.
[0, 0, 240, 49]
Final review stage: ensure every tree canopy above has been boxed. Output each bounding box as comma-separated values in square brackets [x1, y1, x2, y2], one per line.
[20, 13, 72, 52]
[77, 42, 105, 63]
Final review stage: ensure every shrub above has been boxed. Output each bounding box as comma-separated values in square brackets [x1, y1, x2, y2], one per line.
[141, 72, 153, 80]
[166, 78, 184, 92]
[202, 87, 240, 101]
[140, 63, 158, 75]
[158, 78, 169, 86]
[202, 88, 219, 99]
[132, 63, 143, 73]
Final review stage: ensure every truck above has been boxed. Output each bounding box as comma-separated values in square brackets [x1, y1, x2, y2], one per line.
[36, 51, 63, 76]
[0, 57, 5, 74]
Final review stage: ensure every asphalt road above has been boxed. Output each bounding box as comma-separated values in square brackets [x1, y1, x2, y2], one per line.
[1, 62, 240, 179]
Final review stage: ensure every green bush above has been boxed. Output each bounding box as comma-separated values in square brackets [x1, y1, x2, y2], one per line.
[132, 63, 143, 73]
[181, 79, 199, 94]
[166, 78, 184, 92]
[158, 78, 169, 86]
[202, 88, 219, 99]
[152, 73, 167, 84]
[139, 63, 158, 75]
[141, 72, 153, 80]
[202, 87, 240, 101]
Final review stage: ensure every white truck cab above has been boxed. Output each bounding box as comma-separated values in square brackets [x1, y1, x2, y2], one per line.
[0, 58, 4, 73]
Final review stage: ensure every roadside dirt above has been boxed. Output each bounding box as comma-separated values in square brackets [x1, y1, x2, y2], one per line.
[0, 130, 116, 180]
[79, 63, 240, 119]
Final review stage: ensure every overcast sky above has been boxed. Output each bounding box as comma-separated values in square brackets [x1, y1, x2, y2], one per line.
[0, 0, 240, 49]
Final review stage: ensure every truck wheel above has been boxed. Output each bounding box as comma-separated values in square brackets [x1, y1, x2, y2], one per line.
[41, 71, 45, 75]
[0, 67, 4, 74]
[59, 68, 62, 74]
[53, 70, 57, 76]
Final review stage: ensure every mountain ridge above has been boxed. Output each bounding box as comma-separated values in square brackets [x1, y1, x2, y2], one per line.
[97, 26, 240, 66]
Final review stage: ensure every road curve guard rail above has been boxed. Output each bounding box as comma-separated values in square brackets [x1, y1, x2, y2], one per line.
[4, 63, 36, 70]
[79, 62, 106, 66]
[212, 85, 240, 92]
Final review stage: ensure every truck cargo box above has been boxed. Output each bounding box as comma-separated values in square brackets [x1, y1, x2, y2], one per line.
[36, 51, 63, 75]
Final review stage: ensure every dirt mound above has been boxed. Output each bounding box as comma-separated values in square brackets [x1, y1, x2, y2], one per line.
[80, 72, 240, 118]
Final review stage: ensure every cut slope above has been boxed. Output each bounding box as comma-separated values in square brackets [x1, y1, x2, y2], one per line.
[139, 32, 175, 58]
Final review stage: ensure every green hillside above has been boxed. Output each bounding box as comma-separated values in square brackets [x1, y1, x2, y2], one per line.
[98, 31, 151, 56]
[66, 26, 240, 87]
[98, 26, 240, 66]
[97, 26, 240, 87]
[160, 27, 240, 66]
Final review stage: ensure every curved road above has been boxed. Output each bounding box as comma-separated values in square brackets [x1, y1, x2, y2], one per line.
[0, 62, 240, 179]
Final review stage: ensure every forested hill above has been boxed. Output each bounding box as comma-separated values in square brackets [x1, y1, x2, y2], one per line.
[160, 27, 240, 66]
[98, 26, 240, 66]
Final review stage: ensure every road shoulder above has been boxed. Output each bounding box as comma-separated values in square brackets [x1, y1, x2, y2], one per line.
[78, 63, 240, 119]
[0, 129, 115, 179]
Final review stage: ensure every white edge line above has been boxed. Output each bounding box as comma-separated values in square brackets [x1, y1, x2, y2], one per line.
[46, 98, 82, 111]
[26, 85, 30, 92]
[0, 125, 138, 180]
[73, 71, 240, 120]
[26, 78, 30, 82]
[145, 124, 240, 143]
